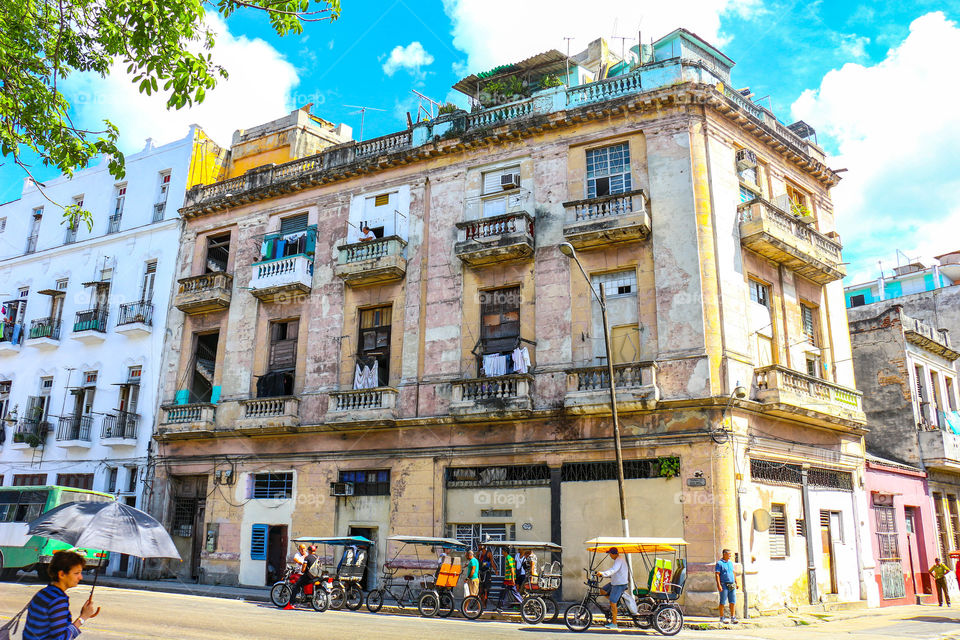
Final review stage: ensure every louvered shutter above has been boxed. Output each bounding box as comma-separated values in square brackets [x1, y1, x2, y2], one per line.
[251, 524, 268, 560]
[769, 504, 787, 558]
[280, 214, 308, 235]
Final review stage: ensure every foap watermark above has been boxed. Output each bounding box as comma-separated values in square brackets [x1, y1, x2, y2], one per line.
[474, 490, 526, 507]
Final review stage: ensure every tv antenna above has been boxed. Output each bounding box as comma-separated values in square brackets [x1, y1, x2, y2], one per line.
[611, 36, 635, 65]
[563, 37, 575, 87]
[343, 104, 386, 142]
[411, 89, 442, 122]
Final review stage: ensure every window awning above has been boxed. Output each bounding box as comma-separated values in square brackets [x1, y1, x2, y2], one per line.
[37, 289, 66, 297]
[452, 49, 571, 97]
[111, 381, 140, 386]
[81, 280, 111, 288]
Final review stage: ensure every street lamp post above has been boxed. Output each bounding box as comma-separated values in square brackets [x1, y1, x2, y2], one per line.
[559, 242, 630, 538]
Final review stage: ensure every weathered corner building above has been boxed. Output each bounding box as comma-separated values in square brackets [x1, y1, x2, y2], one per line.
[149, 30, 870, 614]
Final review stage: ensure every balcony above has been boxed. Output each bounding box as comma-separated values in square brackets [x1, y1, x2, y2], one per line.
[327, 387, 399, 423]
[920, 427, 960, 472]
[738, 198, 846, 284]
[0, 323, 24, 355]
[55, 415, 94, 448]
[754, 365, 865, 428]
[159, 403, 217, 434]
[450, 374, 533, 418]
[24, 318, 61, 350]
[903, 316, 959, 361]
[455, 212, 535, 267]
[249, 255, 314, 303]
[564, 361, 660, 414]
[335, 237, 407, 287]
[106, 213, 122, 234]
[235, 396, 300, 431]
[173, 272, 233, 314]
[115, 301, 153, 337]
[153, 201, 167, 223]
[71, 308, 109, 344]
[101, 411, 140, 445]
[10, 419, 50, 449]
[562, 190, 651, 250]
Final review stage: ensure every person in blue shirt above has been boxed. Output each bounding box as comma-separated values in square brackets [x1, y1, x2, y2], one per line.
[715, 548, 738, 624]
[23, 550, 100, 640]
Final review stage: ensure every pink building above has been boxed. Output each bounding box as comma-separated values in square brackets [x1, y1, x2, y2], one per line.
[864, 454, 938, 606]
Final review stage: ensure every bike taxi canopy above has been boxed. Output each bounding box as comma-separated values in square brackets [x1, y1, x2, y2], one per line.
[387, 535, 467, 550]
[585, 537, 687, 554]
[293, 536, 373, 547]
[481, 540, 562, 551]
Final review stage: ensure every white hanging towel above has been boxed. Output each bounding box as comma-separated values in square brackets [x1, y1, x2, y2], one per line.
[354, 364, 364, 390]
[368, 360, 379, 388]
[512, 347, 527, 374]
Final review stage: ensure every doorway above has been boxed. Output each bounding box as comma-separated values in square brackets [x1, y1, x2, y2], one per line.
[266, 525, 288, 586]
[171, 475, 208, 581]
[820, 510, 838, 594]
[348, 526, 376, 590]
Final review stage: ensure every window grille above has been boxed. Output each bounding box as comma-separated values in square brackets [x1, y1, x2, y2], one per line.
[171, 497, 197, 536]
[374, 193, 390, 207]
[801, 305, 817, 343]
[56, 473, 94, 490]
[338, 470, 390, 496]
[446, 464, 550, 488]
[446, 523, 515, 575]
[13, 474, 46, 487]
[949, 495, 960, 550]
[769, 504, 787, 558]
[586, 143, 632, 198]
[750, 459, 853, 491]
[561, 459, 666, 482]
[481, 509, 513, 518]
[250, 472, 293, 499]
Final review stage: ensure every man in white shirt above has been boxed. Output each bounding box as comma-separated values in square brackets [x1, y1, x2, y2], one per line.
[293, 543, 308, 573]
[596, 547, 629, 630]
[358, 224, 376, 241]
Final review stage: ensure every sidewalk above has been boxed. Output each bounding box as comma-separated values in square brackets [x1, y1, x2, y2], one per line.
[94, 575, 271, 602]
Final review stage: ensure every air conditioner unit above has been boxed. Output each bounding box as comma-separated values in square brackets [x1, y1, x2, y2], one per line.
[736, 149, 757, 170]
[500, 173, 520, 190]
[330, 482, 354, 497]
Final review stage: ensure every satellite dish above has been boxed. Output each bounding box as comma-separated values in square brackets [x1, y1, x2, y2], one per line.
[753, 509, 772, 532]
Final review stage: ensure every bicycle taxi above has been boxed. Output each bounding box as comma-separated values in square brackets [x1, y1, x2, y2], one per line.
[293, 535, 373, 611]
[565, 536, 687, 636]
[460, 540, 563, 624]
[366, 535, 467, 618]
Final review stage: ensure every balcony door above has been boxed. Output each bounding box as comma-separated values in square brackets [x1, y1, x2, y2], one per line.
[356, 307, 391, 388]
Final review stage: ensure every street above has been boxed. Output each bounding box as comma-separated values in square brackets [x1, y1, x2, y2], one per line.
[4, 582, 960, 639]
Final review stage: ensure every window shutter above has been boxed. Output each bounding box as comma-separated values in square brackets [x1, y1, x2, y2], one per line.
[251, 524, 268, 560]
[280, 214, 308, 235]
[305, 227, 316, 255]
[769, 504, 787, 558]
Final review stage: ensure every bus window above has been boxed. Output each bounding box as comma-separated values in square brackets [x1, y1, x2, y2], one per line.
[57, 490, 113, 506]
[11, 491, 48, 522]
[0, 492, 16, 522]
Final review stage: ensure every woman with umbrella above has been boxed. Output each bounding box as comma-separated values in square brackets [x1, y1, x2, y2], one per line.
[22, 550, 100, 639]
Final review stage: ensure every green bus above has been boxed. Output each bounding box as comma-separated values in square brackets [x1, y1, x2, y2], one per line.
[0, 485, 113, 579]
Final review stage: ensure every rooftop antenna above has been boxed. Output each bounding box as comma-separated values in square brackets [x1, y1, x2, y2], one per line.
[563, 37, 575, 87]
[611, 36, 634, 67]
[411, 89, 442, 121]
[343, 104, 386, 142]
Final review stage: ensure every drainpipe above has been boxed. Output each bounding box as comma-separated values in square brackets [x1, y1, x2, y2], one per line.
[734, 467, 750, 618]
[801, 464, 819, 604]
[850, 480, 867, 601]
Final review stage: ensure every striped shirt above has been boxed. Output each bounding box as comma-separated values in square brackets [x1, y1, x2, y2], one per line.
[22, 585, 80, 640]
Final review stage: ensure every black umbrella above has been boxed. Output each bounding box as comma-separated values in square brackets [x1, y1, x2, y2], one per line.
[27, 501, 180, 595]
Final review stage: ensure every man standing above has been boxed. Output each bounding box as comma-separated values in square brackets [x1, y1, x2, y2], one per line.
[930, 558, 951, 606]
[715, 548, 738, 624]
[496, 552, 522, 613]
[596, 547, 629, 631]
[463, 550, 480, 597]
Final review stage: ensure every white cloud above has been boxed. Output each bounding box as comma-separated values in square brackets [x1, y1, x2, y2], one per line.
[791, 12, 960, 278]
[836, 33, 870, 60]
[382, 42, 435, 77]
[62, 12, 299, 151]
[441, 0, 760, 74]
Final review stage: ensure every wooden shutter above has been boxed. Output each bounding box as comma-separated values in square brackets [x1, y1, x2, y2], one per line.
[769, 504, 787, 558]
[269, 320, 299, 371]
[279, 214, 308, 235]
[480, 287, 520, 354]
[250, 524, 268, 560]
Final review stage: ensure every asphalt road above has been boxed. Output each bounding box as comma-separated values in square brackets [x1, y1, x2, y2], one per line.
[3, 581, 960, 639]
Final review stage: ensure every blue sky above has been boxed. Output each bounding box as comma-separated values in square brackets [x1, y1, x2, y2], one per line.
[3, 0, 959, 283]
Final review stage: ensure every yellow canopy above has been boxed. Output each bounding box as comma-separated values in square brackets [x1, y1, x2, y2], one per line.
[585, 537, 688, 554]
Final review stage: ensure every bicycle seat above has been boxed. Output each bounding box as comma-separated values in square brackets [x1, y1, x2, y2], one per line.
[403, 575, 415, 581]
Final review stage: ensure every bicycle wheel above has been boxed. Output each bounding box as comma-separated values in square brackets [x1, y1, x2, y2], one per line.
[520, 596, 546, 625]
[652, 606, 684, 636]
[345, 584, 363, 610]
[418, 592, 440, 617]
[311, 589, 329, 612]
[270, 583, 292, 608]
[328, 585, 346, 610]
[542, 596, 558, 623]
[366, 589, 385, 613]
[461, 595, 483, 620]
[437, 591, 455, 617]
[564, 603, 593, 632]
[631, 599, 653, 629]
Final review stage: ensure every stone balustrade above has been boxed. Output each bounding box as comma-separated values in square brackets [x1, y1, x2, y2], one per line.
[564, 362, 660, 413]
[249, 255, 313, 301]
[450, 374, 533, 417]
[754, 365, 864, 426]
[160, 403, 217, 431]
[334, 237, 407, 286]
[327, 388, 399, 423]
[174, 272, 233, 314]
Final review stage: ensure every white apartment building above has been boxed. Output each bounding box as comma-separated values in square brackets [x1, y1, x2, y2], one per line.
[0, 126, 223, 576]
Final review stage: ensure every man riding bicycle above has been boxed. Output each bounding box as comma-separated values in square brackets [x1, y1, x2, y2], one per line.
[595, 547, 629, 631]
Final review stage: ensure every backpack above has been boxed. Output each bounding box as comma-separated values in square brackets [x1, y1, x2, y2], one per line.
[307, 557, 323, 577]
[0, 602, 29, 640]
